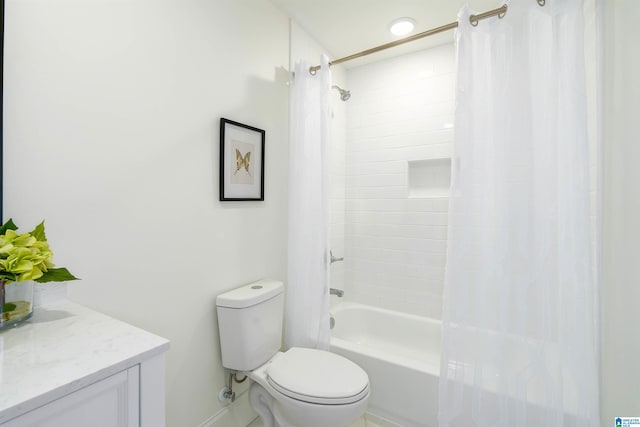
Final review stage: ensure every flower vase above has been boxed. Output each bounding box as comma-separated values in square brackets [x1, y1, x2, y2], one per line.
[0, 280, 35, 330]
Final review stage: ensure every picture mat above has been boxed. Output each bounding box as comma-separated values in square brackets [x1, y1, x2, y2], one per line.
[223, 123, 263, 199]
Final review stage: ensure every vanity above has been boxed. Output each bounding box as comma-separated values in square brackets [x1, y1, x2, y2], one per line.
[0, 301, 170, 426]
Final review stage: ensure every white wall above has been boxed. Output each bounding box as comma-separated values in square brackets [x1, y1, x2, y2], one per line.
[601, 0, 640, 424]
[344, 44, 455, 318]
[3, 1, 289, 426]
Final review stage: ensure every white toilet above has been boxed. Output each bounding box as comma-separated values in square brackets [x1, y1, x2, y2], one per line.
[216, 279, 370, 427]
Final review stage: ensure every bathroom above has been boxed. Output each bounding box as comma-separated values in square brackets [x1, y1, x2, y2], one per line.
[1, 0, 639, 426]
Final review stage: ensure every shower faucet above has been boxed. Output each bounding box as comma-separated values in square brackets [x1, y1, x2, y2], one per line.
[330, 250, 344, 264]
[331, 85, 351, 101]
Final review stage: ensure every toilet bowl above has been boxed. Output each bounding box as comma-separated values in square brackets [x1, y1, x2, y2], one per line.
[216, 280, 370, 427]
[247, 348, 369, 427]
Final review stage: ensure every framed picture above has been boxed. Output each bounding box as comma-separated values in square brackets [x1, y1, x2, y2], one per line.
[219, 118, 265, 201]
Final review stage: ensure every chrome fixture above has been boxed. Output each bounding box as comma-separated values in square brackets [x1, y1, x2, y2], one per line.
[332, 85, 351, 101]
[330, 250, 344, 264]
[308, 2, 524, 74]
[218, 371, 247, 402]
[330, 316, 336, 330]
[330, 288, 344, 297]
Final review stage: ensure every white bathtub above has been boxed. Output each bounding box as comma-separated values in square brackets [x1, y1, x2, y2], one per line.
[330, 303, 441, 427]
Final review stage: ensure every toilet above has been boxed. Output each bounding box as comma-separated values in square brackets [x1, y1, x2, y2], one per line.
[216, 279, 370, 427]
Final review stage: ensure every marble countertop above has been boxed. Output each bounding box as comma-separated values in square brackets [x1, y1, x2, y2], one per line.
[0, 300, 170, 423]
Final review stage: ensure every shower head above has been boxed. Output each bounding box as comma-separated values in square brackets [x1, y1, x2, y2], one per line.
[332, 85, 351, 101]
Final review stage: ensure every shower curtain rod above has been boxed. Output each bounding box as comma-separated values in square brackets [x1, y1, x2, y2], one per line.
[309, 0, 545, 74]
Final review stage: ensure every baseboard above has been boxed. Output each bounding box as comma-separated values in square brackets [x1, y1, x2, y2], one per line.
[365, 411, 403, 427]
[199, 407, 231, 427]
[199, 390, 258, 427]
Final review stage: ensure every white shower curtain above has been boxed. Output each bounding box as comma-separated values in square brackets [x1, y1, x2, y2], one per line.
[285, 55, 331, 350]
[439, 1, 599, 426]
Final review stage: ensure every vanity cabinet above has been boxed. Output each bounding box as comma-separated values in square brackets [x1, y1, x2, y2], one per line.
[0, 302, 169, 427]
[2, 367, 139, 427]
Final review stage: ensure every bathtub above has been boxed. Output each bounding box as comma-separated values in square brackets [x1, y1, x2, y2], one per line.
[330, 303, 441, 427]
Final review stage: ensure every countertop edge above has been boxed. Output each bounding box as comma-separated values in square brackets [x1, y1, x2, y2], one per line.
[0, 301, 171, 423]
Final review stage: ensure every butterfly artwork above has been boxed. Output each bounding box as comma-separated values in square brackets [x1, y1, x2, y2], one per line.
[220, 118, 264, 201]
[234, 149, 251, 176]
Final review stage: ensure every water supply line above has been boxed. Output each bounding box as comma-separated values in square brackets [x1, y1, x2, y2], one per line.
[218, 371, 248, 403]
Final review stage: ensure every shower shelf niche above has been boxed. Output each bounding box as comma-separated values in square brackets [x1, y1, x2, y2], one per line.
[408, 158, 451, 198]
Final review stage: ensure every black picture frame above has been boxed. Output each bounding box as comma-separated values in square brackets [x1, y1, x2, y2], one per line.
[219, 118, 265, 201]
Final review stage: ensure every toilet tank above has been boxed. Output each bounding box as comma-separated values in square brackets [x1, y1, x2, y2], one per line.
[216, 279, 284, 372]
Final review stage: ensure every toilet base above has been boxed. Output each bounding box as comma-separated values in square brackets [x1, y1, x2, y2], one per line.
[248, 382, 368, 427]
[249, 382, 293, 427]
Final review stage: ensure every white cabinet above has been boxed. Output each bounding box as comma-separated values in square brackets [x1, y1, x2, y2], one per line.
[0, 302, 170, 427]
[3, 367, 139, 427]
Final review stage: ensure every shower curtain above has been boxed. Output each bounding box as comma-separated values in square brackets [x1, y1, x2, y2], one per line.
[439, 1, 599, 426]
[285, 55, 331, 350]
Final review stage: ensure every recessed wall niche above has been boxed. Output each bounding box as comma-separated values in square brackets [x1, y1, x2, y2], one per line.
[408, 158, 451, 198]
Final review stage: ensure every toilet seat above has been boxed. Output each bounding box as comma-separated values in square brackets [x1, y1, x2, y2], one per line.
[266, 347, 369, 405]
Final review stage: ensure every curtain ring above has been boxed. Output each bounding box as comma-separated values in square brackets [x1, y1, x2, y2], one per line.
[308, 67, 317, 76]
[498, 10, 507, 19]
[537, 0, 545, 6]
[469, 15, 479, 26]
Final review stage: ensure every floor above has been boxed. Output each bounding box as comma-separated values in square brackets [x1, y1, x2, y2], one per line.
[247, 415, 385, 427]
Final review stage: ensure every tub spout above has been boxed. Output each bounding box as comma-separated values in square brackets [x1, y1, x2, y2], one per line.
[330, 288, 344, 297]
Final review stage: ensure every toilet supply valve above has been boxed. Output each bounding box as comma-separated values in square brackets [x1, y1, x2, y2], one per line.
[218, 386, 235, 403]
[218, 371, 248, 403]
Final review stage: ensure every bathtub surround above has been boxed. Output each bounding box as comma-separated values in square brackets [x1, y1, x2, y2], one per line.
[4, 1, 289, 426]
[439, 1, 599, 425]
[286, 55, 332, 350]
[344, 44, 455, 319]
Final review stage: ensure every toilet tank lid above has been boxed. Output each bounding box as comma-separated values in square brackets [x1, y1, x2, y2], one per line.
[216, 279, 284, 309]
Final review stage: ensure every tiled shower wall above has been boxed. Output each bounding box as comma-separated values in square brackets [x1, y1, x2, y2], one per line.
[341, 38, 599, 320]
[343, 44, 456, 319]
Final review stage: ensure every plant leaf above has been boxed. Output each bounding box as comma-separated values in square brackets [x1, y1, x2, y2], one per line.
[31, 221, 47, 241]
[35, 267, 79, 283]
[0, 219, 18, 235]
[2, 302, 17, 312]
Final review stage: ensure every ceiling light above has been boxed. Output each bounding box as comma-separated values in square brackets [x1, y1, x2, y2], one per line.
[389, 18, 415, 36]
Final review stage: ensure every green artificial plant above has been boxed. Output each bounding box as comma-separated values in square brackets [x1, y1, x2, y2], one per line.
[0, 218, 78, 314]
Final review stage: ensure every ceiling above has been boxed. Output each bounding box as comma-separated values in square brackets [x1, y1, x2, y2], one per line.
[269, 0, 503, 68]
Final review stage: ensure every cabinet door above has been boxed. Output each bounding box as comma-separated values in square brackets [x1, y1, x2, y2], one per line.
[3, 366, 140, 427]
